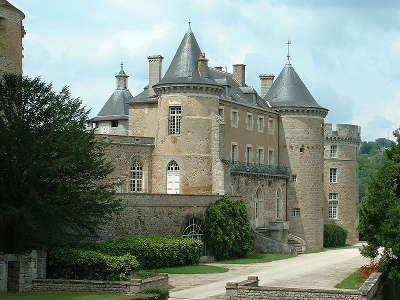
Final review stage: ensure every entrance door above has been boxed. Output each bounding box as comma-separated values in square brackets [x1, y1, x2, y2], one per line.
[7, 261, 19, 292]
[167, 161, 180, 194]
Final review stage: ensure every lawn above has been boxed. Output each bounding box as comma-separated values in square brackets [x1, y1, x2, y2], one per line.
[0, 292, 128, 300]
[137, 264, 228, 276]
[335, 270, 363, 289]
[216, 252, 295, 264]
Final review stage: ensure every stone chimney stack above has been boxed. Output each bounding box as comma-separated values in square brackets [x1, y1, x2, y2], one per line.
[148, 55, 163, 96]
[259, 74, 275, 98]
[233, 64, 246, 86]
[198, 53, 209, 78]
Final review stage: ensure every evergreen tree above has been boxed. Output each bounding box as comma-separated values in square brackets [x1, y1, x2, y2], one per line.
[0, 74, 120, 253]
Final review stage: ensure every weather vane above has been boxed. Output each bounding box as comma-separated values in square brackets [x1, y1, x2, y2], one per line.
[286, 39, 292, 62]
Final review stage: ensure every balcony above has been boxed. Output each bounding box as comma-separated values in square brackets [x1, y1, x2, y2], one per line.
[226, 161, 289, 178]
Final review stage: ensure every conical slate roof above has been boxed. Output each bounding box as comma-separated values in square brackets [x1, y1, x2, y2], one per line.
[156, 26, 219, 86]
[265, 62, 324, 109]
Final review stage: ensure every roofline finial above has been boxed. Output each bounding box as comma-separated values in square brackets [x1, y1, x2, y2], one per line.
[285, 39, 292, 65]
[188, 18, 192, 32]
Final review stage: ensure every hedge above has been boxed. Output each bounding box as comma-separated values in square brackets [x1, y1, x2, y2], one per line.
[324, 224, 348, 248]
[47, 247, 138, 280]
[82, 236, 203, 270]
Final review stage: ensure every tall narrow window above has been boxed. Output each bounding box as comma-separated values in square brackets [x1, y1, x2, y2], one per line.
[167, 160, 180, 194]
[231, 110, 238, 128]
[130, 161, 143, 192]
[168, 106, 181, 135]
[268, 150, 274, 165]
[246, 113, 253, 130]
[276, 188, 283, 219]
[330, 168, 338, 183]
[257, 116, 264, 132]
[231, 143, 238, 162]
[330, 145, 337, 158]
[268, 118, 274, 131]
[246, 145, 253, 164]
[328, 200, 338, 219]
[218, 107, 224, 118]
[257, 148, 264, 164]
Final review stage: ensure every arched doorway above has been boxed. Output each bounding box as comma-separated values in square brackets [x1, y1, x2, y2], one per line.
[182, 217, 205, 255]
[167, 160, 180, 194]
[254, 187, 264, 227]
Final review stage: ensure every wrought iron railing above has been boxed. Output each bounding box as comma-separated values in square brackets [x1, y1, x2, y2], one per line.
[226, 160, 289, 177]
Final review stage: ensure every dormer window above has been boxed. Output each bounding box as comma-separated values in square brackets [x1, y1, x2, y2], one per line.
[111, 120, 118, 127]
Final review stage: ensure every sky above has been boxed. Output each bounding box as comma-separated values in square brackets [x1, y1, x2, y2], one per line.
[11, 0, 400, 141]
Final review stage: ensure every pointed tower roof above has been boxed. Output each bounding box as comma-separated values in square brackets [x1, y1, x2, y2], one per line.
[156, 25, 219, 86]
[265, 62, 325, 109]
[93, 65, 133, 121]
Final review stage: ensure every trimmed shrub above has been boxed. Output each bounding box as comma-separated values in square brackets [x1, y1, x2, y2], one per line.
[47, 247, 138, 280]
[324, 224, 348, 248]
[82, 236, 203, 270]
[204, 196, 253, 260]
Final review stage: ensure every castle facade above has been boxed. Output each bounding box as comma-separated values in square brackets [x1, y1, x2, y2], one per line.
[91, 27, 361, 251]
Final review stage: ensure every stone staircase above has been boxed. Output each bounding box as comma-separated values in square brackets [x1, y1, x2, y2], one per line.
[288, 234, 306, 254]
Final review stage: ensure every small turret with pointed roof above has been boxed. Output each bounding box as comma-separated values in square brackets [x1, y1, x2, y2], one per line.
[116, 63, 129, 90]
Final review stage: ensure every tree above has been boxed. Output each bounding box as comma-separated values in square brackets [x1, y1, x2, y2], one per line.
[0, 74, 120, 253]
[359, 129, 400, 279]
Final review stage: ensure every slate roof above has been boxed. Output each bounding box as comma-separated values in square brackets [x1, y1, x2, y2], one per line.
[264, 62, 325, 109]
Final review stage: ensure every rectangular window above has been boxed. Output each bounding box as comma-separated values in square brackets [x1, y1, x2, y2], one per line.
[268, 118, 274, 131]
[231, 110, 238, 128]
[231, 143, 238, 162]
[328, 201, 338, 219]
[292, 174, 297, 182]
[257, 148, 264, 164]
[330, 145, 337, 158]
[329, 192, 338, 200]
[257, 116, 264, 132]
[168, 106, 181, 135]
[111, 120, 118, 127]
[268, 149, 274, 165]
[246, 113, 254, 130]
[246, 145, 253, 164]
[218, 107, 224, 118]
[330, 168, 337, 183]
[292, 208, 300, 217]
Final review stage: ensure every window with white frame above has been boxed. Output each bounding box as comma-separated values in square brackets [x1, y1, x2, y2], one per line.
[329, 192, 338, 200]
[328, 199, 338, 219]
[231, 110, 238, 128]
[246, 145, 253, 164]
[276, 188, 283, 219]
[292, 174, 297, 182]
[231, 143, 238, 162]
[257, 116, 264, 132]
[330, 168, 338, 183]
[268, 118, 274, 131]
[168, 106, 181, 135]
[130, 160, 143, 192]
[330, 144, 337, 158]
[246, 113, 254, 130]
[268, 149, 274, 165]
[292, 208, 300, 217]
[257, 148, 264, 164]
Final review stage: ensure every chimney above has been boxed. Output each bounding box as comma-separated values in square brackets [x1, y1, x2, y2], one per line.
[148, 55, 163, 96]
[233, 64, 246, 86]
[259, 74, 275, 98]
[214, 66, 223, 71]
[198, 53, 209, 78]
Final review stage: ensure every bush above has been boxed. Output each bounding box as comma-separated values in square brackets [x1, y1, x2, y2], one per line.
[324, 224, 348, 248]
[204, 196, 253, 260]
[47, 247, 138, 280]
[82, 236, 203, 269]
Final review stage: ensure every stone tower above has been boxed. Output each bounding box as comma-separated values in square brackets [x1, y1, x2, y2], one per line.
[265, 60, 328, 250]
[324, 124, 361, 244]
[0, 0, 25, 75]
[151, 26, 224, 195]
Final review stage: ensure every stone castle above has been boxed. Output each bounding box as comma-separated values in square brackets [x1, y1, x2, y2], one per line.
[2, 0, 360, 252]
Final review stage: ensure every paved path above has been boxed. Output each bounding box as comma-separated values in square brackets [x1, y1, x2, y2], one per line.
[169, 246, 369, 299]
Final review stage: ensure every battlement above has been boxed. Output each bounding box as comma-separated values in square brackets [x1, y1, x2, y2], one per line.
[325, 123, 361, 143]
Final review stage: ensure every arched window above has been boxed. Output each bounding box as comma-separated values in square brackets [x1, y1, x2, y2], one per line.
[254, 188, 263, 227]
[276, 188, 283, 220]
[167, 160, 180, 194]
[130, 160, 143, 192]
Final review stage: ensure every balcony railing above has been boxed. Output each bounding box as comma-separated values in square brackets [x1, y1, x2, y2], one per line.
[226, 160, 289, 177]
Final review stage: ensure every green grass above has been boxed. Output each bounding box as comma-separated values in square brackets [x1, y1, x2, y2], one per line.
[150, 264, 228, 274]
[335, 270, 363, 290]
[0, 292, 128, 300]
[216, 252, 295, 264]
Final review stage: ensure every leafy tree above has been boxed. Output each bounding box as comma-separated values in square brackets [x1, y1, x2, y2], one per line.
[204, 196, 253, 260]
[359, 130, 400, 279]
[0, 74, 120, 253]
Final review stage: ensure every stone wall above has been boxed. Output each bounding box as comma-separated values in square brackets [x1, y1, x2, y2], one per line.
[32, 274, 168, 294]
[226, 273, 383, 300]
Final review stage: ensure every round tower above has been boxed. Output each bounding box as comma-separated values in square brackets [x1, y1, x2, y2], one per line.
[152, 26, 224, 195]
[265, 60, 328, 250]
[324, 124, 361, 244]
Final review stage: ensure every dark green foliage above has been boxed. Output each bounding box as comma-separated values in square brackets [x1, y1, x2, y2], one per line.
[323, 224, 347, 248]
[80, 236, 203, 270]
[0, 74, 120, 252]
[47, 247, 138, 280]
[359, 130, 400, 280]
[128, 288, 169, 300]
[204, 196, 253, 260]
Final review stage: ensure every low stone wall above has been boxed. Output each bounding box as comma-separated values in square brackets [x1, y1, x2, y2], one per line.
[32, 274, 168, 294]
[226, 273, 383, 300]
